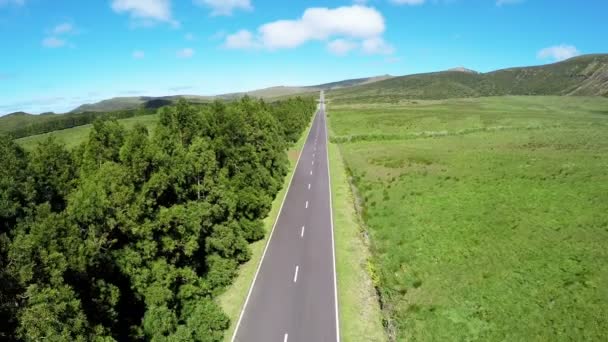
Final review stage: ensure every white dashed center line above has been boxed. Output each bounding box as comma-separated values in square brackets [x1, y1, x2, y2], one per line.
[310, 170, 313, 175]
[308, 183, 311, 190]
[293, 266, 299, 283]
[284, 333, 288, 342]
[301, 226, 305, 237]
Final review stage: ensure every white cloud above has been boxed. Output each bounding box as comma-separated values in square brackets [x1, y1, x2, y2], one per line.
[327, 39, 358, 56]
[224, 30, 259, 49]
[224, 5, 393, 55]
[362, 37, 395, 55]
[496, 0, 523, 6]
[132, 50, 145, 59]
[111, 0, 177, 26]
[537, 44, 580, 62]
[391, 0, 426, 5]
[176, 48, 195, 58]
[194, 0, 252, 16]
[52, 23, 74, 34]
[185, 33, 195, 41]
[42, 37, 66, 48]
[260, 6, 385, 49]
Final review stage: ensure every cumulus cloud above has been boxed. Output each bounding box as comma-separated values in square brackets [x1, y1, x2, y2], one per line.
[176, 48, 195, 58]
[52, 23, 74, 34]
[224, 30, 259, 49]
[132, 50, 145, 59]
[111, 0, 178, 26]
[42, 22, 77, 48]
[42, 37, 66, 48]
[391, 0, 426, 5]
[361, 37, 395, 55]
[537, 44, 580, 61]
[194, 0, 252, 16]
[224, 5, 393, 55]
[327, 39, 358, 56]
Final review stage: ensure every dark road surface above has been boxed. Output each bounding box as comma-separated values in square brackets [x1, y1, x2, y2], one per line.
[232, 92, 339, 342]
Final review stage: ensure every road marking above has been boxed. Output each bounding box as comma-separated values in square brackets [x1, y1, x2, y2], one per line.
[284, 333, 288, 342]
[310, 170, 313, 175]
[301, 225, 305, 237]
[323, 106, 341, 342]
[308, 183, 311, 190]
[312, 160, 314, 165]
[293, 265, 299, 283]
[230, 108, 317, 342]
[305, 200, 309, 209]
[313, 153, 315, 158]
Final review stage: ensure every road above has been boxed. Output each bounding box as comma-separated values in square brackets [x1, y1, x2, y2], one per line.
[232, 91, 339, 342]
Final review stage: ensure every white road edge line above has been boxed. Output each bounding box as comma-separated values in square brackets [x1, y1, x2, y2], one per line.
[284, 333, 288, 342]
[301, 225, 305, 237]
[230, 108, 317, 342]
[323, 103, 341, 342]
[293, 265, 299, 283]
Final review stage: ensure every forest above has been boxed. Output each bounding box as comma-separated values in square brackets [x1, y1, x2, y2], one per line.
[0, 96, 316, 341]
[4, 107, 160, 139]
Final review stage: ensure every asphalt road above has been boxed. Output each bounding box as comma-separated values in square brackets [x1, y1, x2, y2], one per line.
[232, 92, 339, 342]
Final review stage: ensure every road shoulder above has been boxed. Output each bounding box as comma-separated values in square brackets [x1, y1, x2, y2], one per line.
[329, 142, 387, 342]
[218, 115, 314, 342]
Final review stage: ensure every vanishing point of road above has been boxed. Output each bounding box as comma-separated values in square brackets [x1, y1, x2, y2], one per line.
[232, 91, 340, 342]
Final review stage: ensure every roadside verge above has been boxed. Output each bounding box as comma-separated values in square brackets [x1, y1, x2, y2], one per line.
[217, 113, 314, 342]
[329, 141, 387, 342]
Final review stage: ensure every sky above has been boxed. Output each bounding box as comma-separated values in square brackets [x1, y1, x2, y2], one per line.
[0, 0, 607, 115]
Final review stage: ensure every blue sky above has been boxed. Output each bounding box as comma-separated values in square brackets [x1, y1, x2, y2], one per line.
[0, 0, 606, 114]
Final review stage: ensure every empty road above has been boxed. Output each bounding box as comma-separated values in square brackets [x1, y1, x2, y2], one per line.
[232, 92, 339, 342]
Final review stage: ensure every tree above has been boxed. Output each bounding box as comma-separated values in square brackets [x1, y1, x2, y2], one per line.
[27, 136, 76, 212]
[81, 119, 125, 173]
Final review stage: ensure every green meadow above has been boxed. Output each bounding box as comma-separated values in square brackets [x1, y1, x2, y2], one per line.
[327, 96, 608, 341]
[15, 114, 159, 150]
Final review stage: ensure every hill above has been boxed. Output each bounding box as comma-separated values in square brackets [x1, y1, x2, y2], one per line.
[71, 95, 214, 113]
[328, 54, 608, 103]
[0, 111, 61, 135]
[217, 75, 394, 99]
[70, 75, 392, 113]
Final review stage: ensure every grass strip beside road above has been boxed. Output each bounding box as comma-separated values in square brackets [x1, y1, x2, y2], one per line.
[329, 142, 387, 342]
[217, 114, 314, 342]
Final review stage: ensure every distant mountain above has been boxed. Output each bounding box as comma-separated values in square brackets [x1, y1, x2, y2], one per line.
[216, 75, 394, 100]
[447, 67, 478, 74]
[329, 54, 608, 103]
[70, 95, 215, 113]
[69, 75, 393, 113]
[0, 111, 60, 135]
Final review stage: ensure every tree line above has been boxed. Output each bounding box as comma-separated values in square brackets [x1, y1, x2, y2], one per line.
[9, 108, 159, 139]
[0, 96, 316, 341]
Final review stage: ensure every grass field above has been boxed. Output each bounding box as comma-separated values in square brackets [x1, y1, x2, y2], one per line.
[327, 96, 608, 341]
[15, 114, 159, 150]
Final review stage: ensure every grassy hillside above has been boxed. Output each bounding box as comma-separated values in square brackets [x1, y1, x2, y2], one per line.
[16, 114, 159, 150]
[328, 54, 608, 103]
[329, 96, 608, 341]
[0, 112, 60, 135]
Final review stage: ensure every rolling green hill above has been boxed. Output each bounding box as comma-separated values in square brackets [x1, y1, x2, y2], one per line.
[328, 54, 608, 103]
